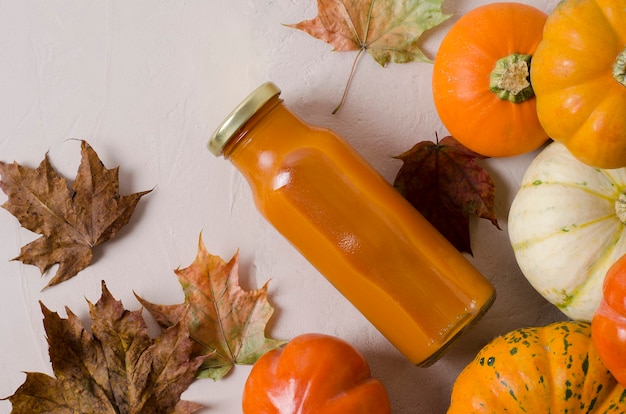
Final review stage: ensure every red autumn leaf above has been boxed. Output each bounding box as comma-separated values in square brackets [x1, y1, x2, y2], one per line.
[0, 140, 151, 288]
[2, 281, 206, 414]
[393, 135, 499, 255]
[136, 234, 286, 381]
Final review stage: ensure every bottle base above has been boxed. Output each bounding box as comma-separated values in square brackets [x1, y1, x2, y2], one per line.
[415, 291, 496, 368]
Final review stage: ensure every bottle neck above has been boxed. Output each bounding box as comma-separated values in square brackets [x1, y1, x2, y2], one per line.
[222, 96, 313, 192]
[222, 95, 283, 159]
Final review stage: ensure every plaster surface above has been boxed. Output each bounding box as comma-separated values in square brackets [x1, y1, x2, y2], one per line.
[0, 1, 565, 413]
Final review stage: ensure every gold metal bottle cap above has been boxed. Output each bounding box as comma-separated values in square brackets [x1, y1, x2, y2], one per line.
[208, 82, 282, 156]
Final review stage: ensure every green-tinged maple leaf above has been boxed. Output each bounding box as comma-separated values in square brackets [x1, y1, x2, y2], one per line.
[287, 0, 450, 112]
[0, 140, 151, 288]
[393, 135, 500, 255]
[136, 235, 286, 381]
[2, 281, 206, 414]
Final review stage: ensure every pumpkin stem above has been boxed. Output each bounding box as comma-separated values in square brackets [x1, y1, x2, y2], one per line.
[614, 48, 626, 87]
[615, 193, 626, 224]
[489, 53, 534, 103]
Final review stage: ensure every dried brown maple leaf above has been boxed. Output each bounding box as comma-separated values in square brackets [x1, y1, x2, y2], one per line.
[393, 135, 500, 255]
[136, 234, 286, 381]
[2, 281, 206, 414]
[0, 140, 151, 288]
[287, 0, 450, 112]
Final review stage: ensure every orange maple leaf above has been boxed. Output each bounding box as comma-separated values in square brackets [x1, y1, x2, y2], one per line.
[136, 235, 286, 380]
[287, 0, 450, 112]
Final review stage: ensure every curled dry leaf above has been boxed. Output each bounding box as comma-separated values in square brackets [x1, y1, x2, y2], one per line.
[393, 135, 500, 255]
[2, 281, 206, 414]
[0, 140, 151, 288]
[136, 234, 286, 381]
[287, 0, 450, 112]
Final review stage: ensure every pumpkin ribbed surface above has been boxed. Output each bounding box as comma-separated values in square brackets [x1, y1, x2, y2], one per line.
[509, 142, 626, 321]
[447, 321, 626, 413]
[531, 0, 626, 169]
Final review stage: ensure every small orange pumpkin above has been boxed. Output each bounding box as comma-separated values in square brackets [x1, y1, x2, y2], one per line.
[432, 2, 548, 158]
[242, 333, 391, 413]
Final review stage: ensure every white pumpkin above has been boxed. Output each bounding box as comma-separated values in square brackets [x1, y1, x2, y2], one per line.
[508, 141, 626, 321]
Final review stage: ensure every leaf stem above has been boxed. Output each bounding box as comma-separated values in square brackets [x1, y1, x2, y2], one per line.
[332, 47, 366, 114]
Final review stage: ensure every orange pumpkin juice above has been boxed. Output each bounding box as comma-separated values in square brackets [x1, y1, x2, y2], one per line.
[209, 82, 495, 365]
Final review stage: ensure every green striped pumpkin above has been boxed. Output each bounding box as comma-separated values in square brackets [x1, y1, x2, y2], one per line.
[447, 321, 626, 413]
[508, 141, 626, 321]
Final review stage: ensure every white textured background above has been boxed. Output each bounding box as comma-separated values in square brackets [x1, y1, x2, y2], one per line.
[0, 1, 566, 413]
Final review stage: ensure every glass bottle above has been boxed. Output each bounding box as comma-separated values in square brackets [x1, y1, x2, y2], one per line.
[208, 82, 495, 366]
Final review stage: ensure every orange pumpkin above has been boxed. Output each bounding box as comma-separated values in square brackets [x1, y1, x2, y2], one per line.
[592, 254, 626, 386]
[432, 2, 548, 158]
[242, 333, 391, 413]
[447, 321, 626, 413]
[530, 0, 626, 169]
